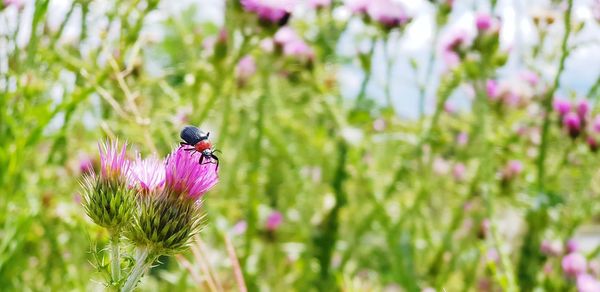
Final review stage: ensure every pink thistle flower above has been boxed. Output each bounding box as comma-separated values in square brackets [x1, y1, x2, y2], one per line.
[453, 163, 466, 182]
[129, 154, 165, 193]
[240, 0, 295, 23]
[309, 0, 331, 9]
[541, 239, 563, 257]
[588, 137, 599, 152]
[520, 70, 539, 86]
[283, 40, 315, 61]
[554, 99, 572, 116]
[274, 26, 300, 46]
[98, 140, 130, 180]
[165, 148, 219, 200]
[232, 220, 248, 235]
[577, 100, 590, 118]
[78, 154, 94, 175]
[3, 0, 24, 9]
[457, 132, 469, 146]
[563, 253, 587, 278]
[367, 0, 411, 29]
[563, 112, 582, 138]
[502, 160, 523, 180]
[475, 12, 493, 31]
[592, 115, 600, 133]
[236, 55, 257, 85]
[577, 274, 600, 292]
[345, 0, 369, 14]
[568, 239, 580, 253]
[266, 211, 283, 231]
[486, 79, 500, 100]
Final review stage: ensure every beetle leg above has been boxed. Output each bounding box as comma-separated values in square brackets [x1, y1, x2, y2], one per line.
[199, 155, 204, 165]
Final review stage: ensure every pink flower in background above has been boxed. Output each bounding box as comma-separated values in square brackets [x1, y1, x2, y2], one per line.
[274, 26, 300, 46]
[79, 154, 94, 174]
[266, 211, 283, 231]
[236, 55, 257, 84]
[232, 220, 248, 235]
[577, 274, 600, 292]
[98, 140, 130, 180]
[309, 0, 331, 9]
[541, 239, 563, 257]
[456, 132, 468, 146]
[129, 154, 165, 192]
[367, 0, 411, 28]
[554, 99, 572, 116]
[563, 253, 587, 278]
[577, 100, 590, 118]
[240, 0, 295, 23]
[475, 12, 493, 31]
[568, 239, 580, 253]
[563, 112, 582, 138]
[592, 116, 600, 133]
[486, 79, 500, 100]
[3, 0, 24, 9]
[283, 40, 314, 60]
[433, 157, 450, 175]
[345, 0, 369, 14]
[588, 137, 599, 152]
[453, 163, 466, 181]
[520, 70, 539, 86]
[442, 30, 469, 67]
[502, 160, 523, 180]
[164, 148, 219, 200]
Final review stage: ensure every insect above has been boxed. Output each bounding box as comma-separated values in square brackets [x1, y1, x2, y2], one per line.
[179, 126, 220, 170]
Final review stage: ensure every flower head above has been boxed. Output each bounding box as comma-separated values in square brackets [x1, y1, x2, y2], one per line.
[78, 154, 95, 175]
[554, 99, 572, 116]
[577, 100, 590, 118]
[236, 55, 257, 85]
[475, 12, 493, 31]
[98, 140, 130, 180]
[241, 0, 295, 23]
[577, 274, 600, 292]
[309, 0, 331, 9]
[563, 112, 582, 138]
[266, 211, 283, 231]
[486, 79, 500, 100]
[165, 147, 219, 200]
[367, 0, 410, 29]
[563, 252, 587, 278]
[129, 154, 165, 193]
[541, 239, 563, 257]
[345, 0, 369, 14]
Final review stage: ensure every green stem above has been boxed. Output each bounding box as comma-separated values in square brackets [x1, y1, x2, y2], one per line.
[536, 0, 573, 191]
[121, 247, 150, 292]
[110, 233, 121, 282]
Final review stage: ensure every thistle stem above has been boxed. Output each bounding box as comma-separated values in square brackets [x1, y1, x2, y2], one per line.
[121, 247, 150, 292]
[110, 233, 121, 282]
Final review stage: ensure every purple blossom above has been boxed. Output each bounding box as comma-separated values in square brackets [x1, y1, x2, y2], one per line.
[309, 0, 331, 9]
[367, 0, 410, 28]
[453, 163, 466, 182]
[503, 160, 523, 179]
[592, 115, 600, 133]
[232, 220, 248, 235]
[283, 40, 314, 60]
[240, 0, 295, 23]
[266, 211, 283, 231]
[129, 154, 165, 193]
[456, 132, 469, 146]
[442, 30, 469, 67]
[563, 253, 587, 278]
[79, 154, 94, 174]
[475, 12, 493, 31]
[345, 0, 369, 14]
[274, 26, 300, 46]
[568, 239, 580, 253]
[3, 0, 24, 9]
[486, 79, 500, 100]
[520, 70, 539, 86]
[553, 99, 571, 116]
[98, 140, 130, 180]
[540, 239, 563, 257]
[577, 274, 600, 292]
[165, 148, 219, 200]
[577, 100, 590, 118]
[236, 55, 257, 84]
[563, 112, 582, 138]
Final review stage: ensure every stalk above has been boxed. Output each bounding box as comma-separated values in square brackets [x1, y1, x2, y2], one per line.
[121, 247, 151, 292]
[110, 233, 121, 282]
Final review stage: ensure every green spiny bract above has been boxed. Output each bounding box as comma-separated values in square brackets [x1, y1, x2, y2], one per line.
[127, 189, 203, 255]
[81, 175, 136, 233]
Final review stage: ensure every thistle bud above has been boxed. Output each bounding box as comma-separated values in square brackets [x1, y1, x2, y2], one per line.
[81, 140, 135, 233]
